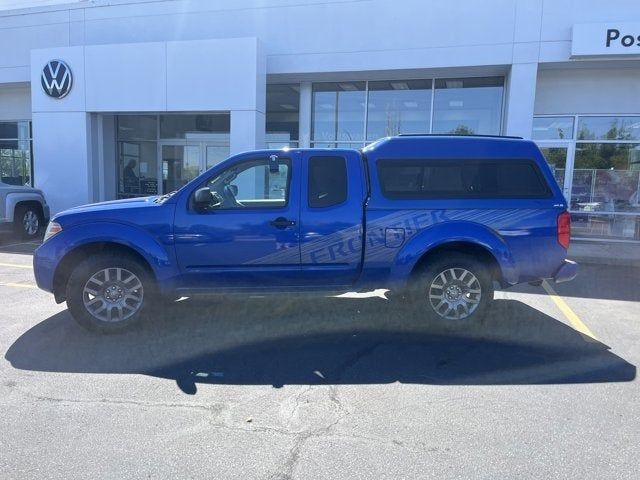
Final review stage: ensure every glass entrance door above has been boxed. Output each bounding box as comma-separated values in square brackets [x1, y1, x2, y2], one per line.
[536, 141, 575, 201]
[160, 142, 230, 194]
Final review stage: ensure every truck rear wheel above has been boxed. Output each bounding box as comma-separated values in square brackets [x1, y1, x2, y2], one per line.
[411, 253, 493, 329]
[65, 253, 154, 333]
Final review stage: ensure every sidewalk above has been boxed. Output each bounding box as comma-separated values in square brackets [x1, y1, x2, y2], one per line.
[569, 240, 640, 268]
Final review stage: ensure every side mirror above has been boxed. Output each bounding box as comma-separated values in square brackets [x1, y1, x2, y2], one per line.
[193, 187, 220, 210]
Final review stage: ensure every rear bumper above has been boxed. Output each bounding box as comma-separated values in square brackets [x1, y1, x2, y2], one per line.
[553, 259, 578, 283]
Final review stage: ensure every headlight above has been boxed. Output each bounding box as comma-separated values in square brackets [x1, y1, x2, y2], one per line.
[43, 221, 62, 243]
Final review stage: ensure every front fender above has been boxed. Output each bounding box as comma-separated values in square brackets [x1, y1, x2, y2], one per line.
[389, 221, 518, 287]
[34, 221, 178, 294]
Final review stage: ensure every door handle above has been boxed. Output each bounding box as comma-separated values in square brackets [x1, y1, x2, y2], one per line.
[270, 217, 296, 229]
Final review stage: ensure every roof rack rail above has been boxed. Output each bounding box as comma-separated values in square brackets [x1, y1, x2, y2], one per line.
[396, 133, 524, 140]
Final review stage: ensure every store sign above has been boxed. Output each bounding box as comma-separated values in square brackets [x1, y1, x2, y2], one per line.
[571, 23, 640, 57]
[41, 59, 73, 99]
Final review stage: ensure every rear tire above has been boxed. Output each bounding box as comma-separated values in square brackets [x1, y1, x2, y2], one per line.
[14, 205, 42, 240]
[66, 253, 155, 333]
[409, 253, 494, 330]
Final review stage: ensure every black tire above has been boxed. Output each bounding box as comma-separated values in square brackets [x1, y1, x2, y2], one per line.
[408, 253, 494, 330]
[66, 252, 155, 333]
[14, 205, 42, 240]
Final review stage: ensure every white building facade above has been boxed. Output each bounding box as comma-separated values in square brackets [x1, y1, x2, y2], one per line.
[1, 0, 640, 242]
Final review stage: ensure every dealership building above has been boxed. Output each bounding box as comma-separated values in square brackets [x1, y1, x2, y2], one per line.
[1, 0, 640, 243]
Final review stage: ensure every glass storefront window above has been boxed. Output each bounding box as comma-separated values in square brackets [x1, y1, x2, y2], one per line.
[532, 116, 574, 140]
[312, 82, 366, 144]
[117, 114, 156, 141]
[366, 80, 432, 140]
[577, 116, 640, 141]
[570, 142, 640, 241]
[538, 147, 567, 188]
[266, 84, 300, 148]
[310, 77, 505, 146]
[159, 114, 230, 139]
[572, 143, 640, 213]
[118, 141, 158, 198]
[0, 121, 32, 186]
[432, 77, 504, 135]
[116, 114, 230, 198]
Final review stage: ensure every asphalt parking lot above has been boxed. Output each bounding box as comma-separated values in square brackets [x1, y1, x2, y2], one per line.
[0, 235, 639, 479]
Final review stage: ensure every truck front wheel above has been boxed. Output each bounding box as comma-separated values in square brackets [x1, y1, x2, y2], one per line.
[66, 253, 154, 333]
[411, 253, 494, 328]
[14, 205, 42, 239]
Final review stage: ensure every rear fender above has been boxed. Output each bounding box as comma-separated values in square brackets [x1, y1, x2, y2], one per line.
[389, 221, 518, 287]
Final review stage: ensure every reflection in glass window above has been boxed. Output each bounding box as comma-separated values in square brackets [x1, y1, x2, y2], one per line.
[366, 80, 432, 140]
[117, 115, 156, 141]
[532, 117, 574, 140]
[572, 143, 640, 213]
[266, 84, 300, 148]
[0, 121, 32, 186]
[432, 77, 504, 135]
[577, 116, 640, 141]
[538, 147, 567, 188]
[312, 82, 366, 143]
[160, 114, 230, 139]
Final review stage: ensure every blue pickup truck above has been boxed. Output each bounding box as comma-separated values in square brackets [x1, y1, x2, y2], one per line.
[34, 135, 577, 333]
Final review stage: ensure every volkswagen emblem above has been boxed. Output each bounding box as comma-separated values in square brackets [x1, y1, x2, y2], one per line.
[41, 59, 73, 99]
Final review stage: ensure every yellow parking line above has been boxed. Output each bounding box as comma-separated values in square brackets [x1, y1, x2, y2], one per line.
[0, 262, 32, 269]
[0, 282, 37, 289]
[542, 280, 598, 342]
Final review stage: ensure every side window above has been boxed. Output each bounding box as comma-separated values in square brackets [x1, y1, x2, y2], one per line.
[377, 159, 551, 199]
[202, 157, 290, 209]
[308, 156, 348, 208]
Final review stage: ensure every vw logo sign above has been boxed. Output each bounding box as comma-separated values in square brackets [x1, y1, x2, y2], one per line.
[41, 59, 73, 99]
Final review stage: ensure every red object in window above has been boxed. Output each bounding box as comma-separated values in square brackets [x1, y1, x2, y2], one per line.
[557, 211, 571, 249]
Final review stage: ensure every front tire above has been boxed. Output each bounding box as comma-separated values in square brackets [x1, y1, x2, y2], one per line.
[410, 253, 494, 329]
[66, 253, 154, 333]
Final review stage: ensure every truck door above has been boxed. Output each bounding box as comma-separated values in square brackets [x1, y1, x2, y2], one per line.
[173, 154, 301, 289]
[300, 151, 365, 286]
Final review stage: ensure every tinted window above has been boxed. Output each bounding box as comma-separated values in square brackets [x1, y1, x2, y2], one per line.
[377, 159, 551, 199]
[308, 156, 348, 208]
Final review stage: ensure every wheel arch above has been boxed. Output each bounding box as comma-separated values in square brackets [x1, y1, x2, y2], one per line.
[388, 221, 518, 288]
[52, 242, 155, 303]
[409, 241, 502, 282]
[14, 200, 44, 221]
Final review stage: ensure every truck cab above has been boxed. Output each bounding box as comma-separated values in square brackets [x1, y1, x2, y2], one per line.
[34, 135, 577, 333]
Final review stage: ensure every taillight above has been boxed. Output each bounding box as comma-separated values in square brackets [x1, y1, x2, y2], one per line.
[557, 211, 571, 249]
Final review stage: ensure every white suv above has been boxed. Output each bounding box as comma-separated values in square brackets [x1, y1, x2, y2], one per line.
[0, 181, 49, 239]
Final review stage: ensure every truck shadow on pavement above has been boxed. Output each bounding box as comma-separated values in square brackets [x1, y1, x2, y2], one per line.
[5, 297, 636, 394]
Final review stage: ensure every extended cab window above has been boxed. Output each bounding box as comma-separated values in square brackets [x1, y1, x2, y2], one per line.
[377, 159, 551, 199]
[308, 156, 348, 208]
[199, 157, 290, 209]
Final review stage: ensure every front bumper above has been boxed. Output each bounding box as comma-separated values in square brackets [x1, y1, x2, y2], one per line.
[553, 259, 578, 283]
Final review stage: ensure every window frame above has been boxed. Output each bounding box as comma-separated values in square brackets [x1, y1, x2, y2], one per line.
[375, 158, 553, 200]
[192, 156, 293, 212]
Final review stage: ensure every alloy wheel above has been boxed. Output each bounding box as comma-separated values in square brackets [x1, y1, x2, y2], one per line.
[428, 268, 482, 320]
[82, 267, 144, 323]
[23, 210, 39, 236]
